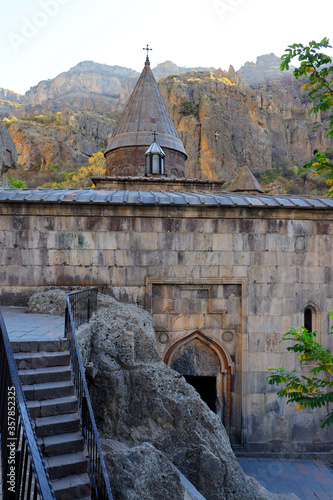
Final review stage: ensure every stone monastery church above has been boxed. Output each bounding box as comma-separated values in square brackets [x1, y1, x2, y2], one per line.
[0, 51, 332, 454]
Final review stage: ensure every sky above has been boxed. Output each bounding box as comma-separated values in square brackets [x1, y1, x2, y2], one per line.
[1, 0, 333, 95]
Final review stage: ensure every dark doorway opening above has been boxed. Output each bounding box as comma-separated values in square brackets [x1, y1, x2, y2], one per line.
[184, 375, 217, 412]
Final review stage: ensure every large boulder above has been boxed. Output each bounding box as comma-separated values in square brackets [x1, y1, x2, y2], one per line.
[27, 289, 67, 316]
[77, 295, 298, 500]
[103, 440, 200, 500]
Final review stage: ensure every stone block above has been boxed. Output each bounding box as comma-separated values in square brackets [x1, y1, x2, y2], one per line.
[160, 218, 182, 233]
[248, 393, 265, 416]
[157, 233, 176, 250]
[114, 250, 136, 267]
[232, 233, 244, 252]
[171, 314, 205, 331]
[83, 216, 105, 232]
[106, 217, 136, 232]
[109, 267, 126, 286]
[48, 249, 70, 266]
[70, 217, 85, 232]
[21, 248, 48, 266]
[212, 234, 233, 251]
[264, 393, 282, 415]
[265, 233, 279, 252]
[94, 232, 118, 250]
[91, 266, 111, 284]
[128, 232, 158, 251]
[135, 251, 162, 267]
[137, 217, 159, 233]
[289, 219, 313, 235]
[234, 252, 250, 266]
[219, 219, 238, 233]
[204, 314, 223, 329]
[273, 415, 290, 441]
[248, 352, 281, 372]
[279, 235, 293, 252]
[11, 216, 30, 231]
[276, 252, 293, 267]
[152, 314, 170, 331]
[125, 266, 148, 286]
[199, 265, 220, 279]
[42, 266, 57, 285]
[247, 371, 276, 395]
[115, 232, 130, 250]
[248, 333, 266, 353]
[230, 266, 247, 278]
[192, 233, 213, 252]
[219, 266, 234, 278]
[248, 415, 274, 442]
[160, 251, 178, 266]
[2, 248, 21, 265]
[247, 234, 265, 252]
[172, 233, 195, 251]
[101, 249, 114, 266]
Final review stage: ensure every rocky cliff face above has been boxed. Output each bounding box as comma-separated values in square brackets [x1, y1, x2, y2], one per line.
[1, 55, 332, 187]
[23, 61, 139, 109]
[152, 60, 216, 80]
[0, 88, 23, 117]
[1, 62, 139, 171]
[159, 54, 332, 182]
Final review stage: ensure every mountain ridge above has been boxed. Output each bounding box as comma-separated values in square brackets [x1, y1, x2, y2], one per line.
[1, 55, 332, 194]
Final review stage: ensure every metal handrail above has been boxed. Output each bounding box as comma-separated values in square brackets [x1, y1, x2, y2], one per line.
[64, 292, 113, 500]
[0, 311, 55, 500]
[68, 287, 99, 329]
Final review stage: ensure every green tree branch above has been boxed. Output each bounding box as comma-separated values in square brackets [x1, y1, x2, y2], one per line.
[266, 316, 333, 428]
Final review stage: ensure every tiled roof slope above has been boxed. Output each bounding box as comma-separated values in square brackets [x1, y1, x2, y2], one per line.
[1, 189, 333, 209]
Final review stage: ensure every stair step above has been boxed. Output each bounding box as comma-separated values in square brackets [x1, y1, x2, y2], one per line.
[47, 451, 88, 480]
[18, 365, 72, 385]
[39, 432, 84, 457]
[35, 412, 81, 438]
[52, 473, 91, 500]
[23, 380, 74, 401]
[15, 351, 70, 369]
[11, 339, 68, 353]
[27, 396, 78, 418]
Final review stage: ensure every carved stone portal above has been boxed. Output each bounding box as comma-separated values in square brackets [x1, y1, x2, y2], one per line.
[170, 338, 220, 376]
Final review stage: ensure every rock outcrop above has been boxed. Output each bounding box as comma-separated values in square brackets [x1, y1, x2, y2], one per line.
[152, 60, 216, 80]
[103, 440, 200, 500]
[27, 289, 67, 316]
[75, 294, 297, 500]
[0, 123, 17, 186]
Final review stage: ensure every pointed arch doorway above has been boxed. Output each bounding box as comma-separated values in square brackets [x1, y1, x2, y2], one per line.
[164, 330, 232, 432]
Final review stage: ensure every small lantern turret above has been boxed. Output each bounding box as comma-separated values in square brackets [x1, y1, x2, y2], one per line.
[145, 131, 165, 176]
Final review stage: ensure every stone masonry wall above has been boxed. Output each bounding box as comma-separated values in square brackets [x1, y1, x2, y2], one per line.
[0, 200, 332, 452]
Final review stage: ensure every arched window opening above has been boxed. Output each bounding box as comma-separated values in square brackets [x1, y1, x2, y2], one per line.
[304, 307, 312, 332]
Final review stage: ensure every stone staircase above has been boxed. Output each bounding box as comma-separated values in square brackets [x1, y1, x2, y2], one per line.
[11, 339, 92, 500]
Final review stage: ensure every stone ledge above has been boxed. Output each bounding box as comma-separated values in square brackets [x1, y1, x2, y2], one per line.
[91, 175, 225, 193]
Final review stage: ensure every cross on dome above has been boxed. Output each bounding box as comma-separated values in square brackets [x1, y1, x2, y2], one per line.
[143, 44, 152, 64]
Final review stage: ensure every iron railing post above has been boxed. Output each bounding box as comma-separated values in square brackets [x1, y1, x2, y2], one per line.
[64, 289, 113, 500]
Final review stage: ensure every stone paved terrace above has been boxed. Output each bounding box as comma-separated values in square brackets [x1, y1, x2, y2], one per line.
[1, 307, 333, 500]
[238, 457, 333, 500]
[1, 306, 64, 341]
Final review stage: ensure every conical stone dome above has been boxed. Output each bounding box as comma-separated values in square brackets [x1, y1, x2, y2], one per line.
[105, 57, 187, 177]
